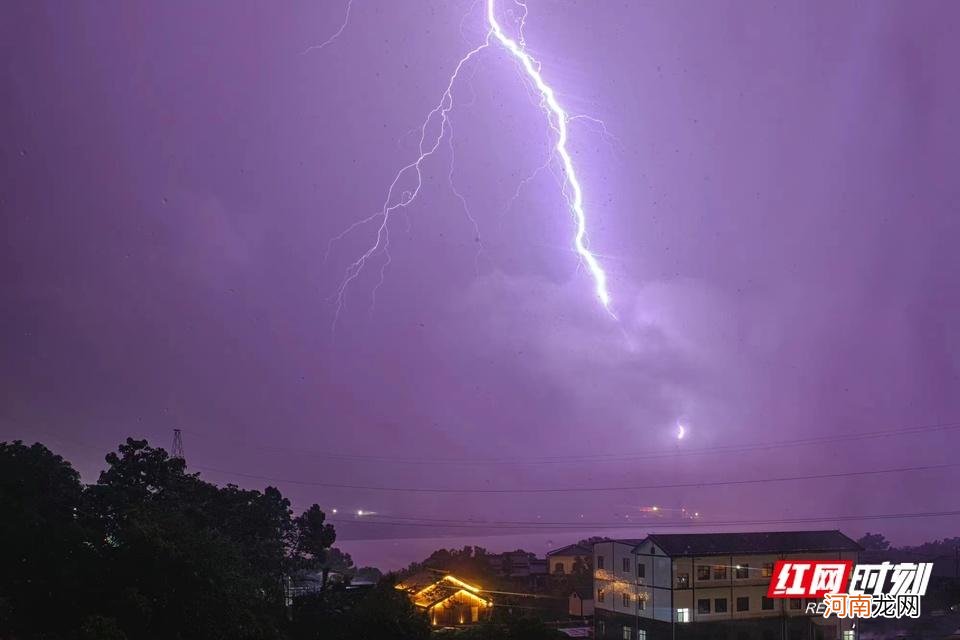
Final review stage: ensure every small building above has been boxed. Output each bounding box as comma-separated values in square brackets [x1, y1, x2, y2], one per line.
[570, 588, 595, 617]
[396, 571, 493, 626]
[488, 550, 549, 589]
[549, 543, 594, 575]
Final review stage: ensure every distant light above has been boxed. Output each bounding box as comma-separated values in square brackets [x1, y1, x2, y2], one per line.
[676, 424, 686, 440]
[357, 509, 364, 516]
[652, 506, 659, 512]
[331, 508, 338, 514]
[694, 512, 700, 517]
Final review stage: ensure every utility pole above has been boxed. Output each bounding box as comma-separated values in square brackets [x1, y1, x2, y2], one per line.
[172, 428, 185, 460]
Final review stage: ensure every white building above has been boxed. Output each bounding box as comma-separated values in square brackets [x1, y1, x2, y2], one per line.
[593, 530, 861, 640]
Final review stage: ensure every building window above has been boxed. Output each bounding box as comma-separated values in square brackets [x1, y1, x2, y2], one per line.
[713, 565, 727, 580]
[554, 562, 565, 574]
[598, 588, 605, 603]
[638, 597, 646, 611]
[623, 625, 632, 640]
[735, 564, 749, 579]
[638, 631, 647, 640]
[638, 563, 645, 578]
[761, 562, 774, 578]
[697, 599, 711, 614]
[599, 621, 605, 636]
[761, 596, 774, 611]
[697, 565, 711, 581]
[737, 597, 750, 612]
[676, 608, 690, 623]
[714, 598, 728, 613]
[789, 599, 801, 610]
[623, 558, 631, 573]
[623, 593, 630, 607]
[842, 632, 854, 640]
[676, 573, 689, 588]
[597, 555, 605, 570]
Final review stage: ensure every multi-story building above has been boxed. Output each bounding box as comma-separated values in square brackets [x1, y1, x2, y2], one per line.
[593, 530, 861, 640]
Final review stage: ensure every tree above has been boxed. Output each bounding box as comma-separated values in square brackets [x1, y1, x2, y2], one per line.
[290, 578, 430, 640]
[1, 437, 388, 640]
[857, 532, 891, 551]
[293, 504, 337, 591]
[0, 441, 92, 638]
[84, 438, 292, 639]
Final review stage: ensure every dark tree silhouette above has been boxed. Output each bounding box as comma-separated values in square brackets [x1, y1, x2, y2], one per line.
[0, 438, 422, 640]
[0, 441, 93, 638]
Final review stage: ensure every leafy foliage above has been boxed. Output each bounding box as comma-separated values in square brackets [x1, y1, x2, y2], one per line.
[0, 438, 426, 640]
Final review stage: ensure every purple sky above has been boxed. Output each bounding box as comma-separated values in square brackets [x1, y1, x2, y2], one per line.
[3, 0, 959, 571]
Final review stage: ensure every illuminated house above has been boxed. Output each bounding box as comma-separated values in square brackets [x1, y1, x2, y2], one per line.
[396, 572, 493, 626]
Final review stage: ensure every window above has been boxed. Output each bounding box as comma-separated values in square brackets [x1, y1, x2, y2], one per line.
[842, 632, 854, 640]
[714, 598, 728, 613]
[638, 597, 646, 611]
[599, 621, 605, 636]
[554, 562, 565, 574]
[637, 563, 646, 578]
[638, 631, 647, 640]
[597, 555, 605, 570]
[623, 557, 631, 573]
[623, 593, 630, 607]
[676, 608, 690, 623]
[598, 588, 605, 603]
[697, 599, 711, 614]
[761, 562, 774, 578]
[761, 596, 774, 611]
[789, 599, 801, 610]
[736, 597, 749, 612]
[735, 564, 749, 579]
[676, 573, 689, 588]
[713, 565, 727, 580]
[697, 565, 711, 581]
[623, 625, 632, 640]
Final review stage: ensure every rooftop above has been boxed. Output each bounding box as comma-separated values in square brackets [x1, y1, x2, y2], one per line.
[643, 530, 861, 556]
[547, 543, 592, 557]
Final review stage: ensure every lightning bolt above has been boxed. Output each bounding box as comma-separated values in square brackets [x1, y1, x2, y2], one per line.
[301, 0, 354, 55]
[328, 0, 614, 325]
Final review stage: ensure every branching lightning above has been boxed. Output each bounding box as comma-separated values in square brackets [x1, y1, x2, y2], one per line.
[325, 0, 614, 325]
[301, 0, 354, 55]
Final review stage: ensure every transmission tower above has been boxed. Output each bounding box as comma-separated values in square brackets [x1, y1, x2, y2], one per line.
[172, 428, 185, 460]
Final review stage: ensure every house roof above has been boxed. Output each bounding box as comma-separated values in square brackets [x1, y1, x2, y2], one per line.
[547, 544, 592, 557]
[396, 572, 492, 609]
[643, 530, 862, 557]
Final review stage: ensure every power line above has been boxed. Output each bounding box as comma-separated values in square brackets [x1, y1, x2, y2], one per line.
[330, 507, 960, 531]
[178, 420, 960, 466]
[194, 459, 960, 494]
